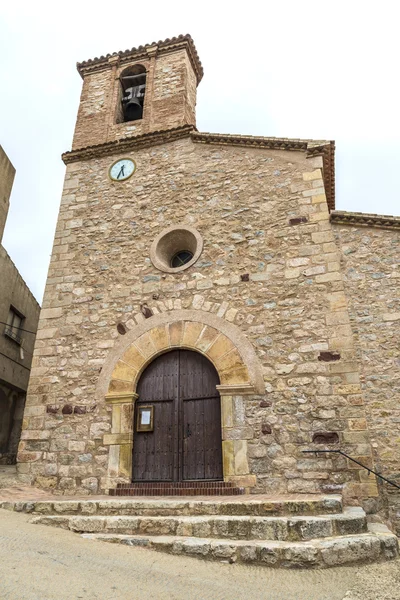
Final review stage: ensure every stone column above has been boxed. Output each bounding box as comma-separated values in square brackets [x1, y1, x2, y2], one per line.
[103, 393, 137, 489]
[217, 384, 256, 490]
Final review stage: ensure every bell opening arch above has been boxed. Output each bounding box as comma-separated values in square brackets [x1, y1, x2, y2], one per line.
[117, 64, 147, 124]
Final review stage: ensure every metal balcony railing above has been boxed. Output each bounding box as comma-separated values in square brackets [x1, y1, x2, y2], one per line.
[4, 326, 22, 345]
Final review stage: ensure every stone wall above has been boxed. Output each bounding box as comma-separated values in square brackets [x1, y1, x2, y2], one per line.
[0, 247, 40, 392]
[333, 222, 400, 532]
[18, 136, 377, 504]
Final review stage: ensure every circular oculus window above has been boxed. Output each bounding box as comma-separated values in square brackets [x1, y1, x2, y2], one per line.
[150, 226, 203, 273]
[170, 250, 193, 268]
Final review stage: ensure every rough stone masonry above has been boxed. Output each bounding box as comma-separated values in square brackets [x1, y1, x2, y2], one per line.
[17, 35, 400, 533]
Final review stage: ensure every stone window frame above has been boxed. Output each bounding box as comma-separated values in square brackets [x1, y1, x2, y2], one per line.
[149, 225, 203, 274]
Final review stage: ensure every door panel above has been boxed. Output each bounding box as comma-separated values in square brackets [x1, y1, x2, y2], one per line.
[179, 349, 220, 400]
[132, 349, 223, 482]
[183, 396, 223, 480]
[132, 351, 178, 481]
[132, 400, 175, 481]
[137, 351, 178, 401]
[180, 350, 222, 481]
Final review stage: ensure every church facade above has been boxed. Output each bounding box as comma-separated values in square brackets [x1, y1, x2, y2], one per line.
[17, 36, 400, 532]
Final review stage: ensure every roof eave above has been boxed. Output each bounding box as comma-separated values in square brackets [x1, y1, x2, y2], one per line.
[76, 34, 203, 84]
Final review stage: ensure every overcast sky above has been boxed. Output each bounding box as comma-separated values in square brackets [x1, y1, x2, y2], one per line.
[1, 0, 399, 303]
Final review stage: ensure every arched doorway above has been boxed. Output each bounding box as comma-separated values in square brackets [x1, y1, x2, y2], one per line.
[132, 349, 223, 482]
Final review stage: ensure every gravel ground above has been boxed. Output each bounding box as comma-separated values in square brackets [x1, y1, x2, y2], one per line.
[1, 509, 399, 600]
[342, 560, 400, 600]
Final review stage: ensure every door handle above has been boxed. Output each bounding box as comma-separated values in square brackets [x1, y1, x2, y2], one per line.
[186, 423, 192, 438]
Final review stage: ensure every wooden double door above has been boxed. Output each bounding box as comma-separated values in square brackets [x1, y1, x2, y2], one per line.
[132, 349, 223, 482]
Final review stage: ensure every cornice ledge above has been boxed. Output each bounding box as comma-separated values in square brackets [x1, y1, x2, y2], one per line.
[331, 210, 400, 231]
[62, 125, 195, 164]
[191, 131, 309, 151]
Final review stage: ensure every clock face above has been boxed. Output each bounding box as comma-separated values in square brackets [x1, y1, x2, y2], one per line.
[109, 158, 136, 181]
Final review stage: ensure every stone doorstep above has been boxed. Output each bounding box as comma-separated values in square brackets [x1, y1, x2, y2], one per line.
[29, 508, 368, 542]
[80, 525, 399, 569]
[111, 487, 245, 496]
[0, 494, 343, 517]
[115, 481, 238, 488]
[111, 481, 245, 496]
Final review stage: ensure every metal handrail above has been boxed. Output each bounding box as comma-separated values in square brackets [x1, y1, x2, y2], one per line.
[302, 449, 400, 491]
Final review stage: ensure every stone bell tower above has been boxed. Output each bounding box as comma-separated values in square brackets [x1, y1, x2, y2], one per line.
[72, 35, 202, 150]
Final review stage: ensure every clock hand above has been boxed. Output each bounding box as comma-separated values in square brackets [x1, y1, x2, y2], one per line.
[117, 165, 125, 179]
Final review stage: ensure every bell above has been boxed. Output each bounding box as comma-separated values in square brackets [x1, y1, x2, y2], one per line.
[123, 97, 143, 122]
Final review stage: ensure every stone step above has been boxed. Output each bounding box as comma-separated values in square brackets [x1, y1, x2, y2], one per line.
[29, 508, 367, 541]
[80, 524, 399, 568]
[0, 494, 343, 517]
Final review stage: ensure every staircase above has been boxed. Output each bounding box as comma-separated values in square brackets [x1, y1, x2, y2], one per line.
[1, 495, 398, 568]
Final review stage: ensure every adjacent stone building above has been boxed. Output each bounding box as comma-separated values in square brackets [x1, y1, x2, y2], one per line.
[332, 211, 400, 531]
[0, 145, 41, 463]
[17, 36, 399, 532]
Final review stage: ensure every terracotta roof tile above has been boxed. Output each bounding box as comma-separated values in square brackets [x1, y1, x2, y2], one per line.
[77, 34, 203, 84]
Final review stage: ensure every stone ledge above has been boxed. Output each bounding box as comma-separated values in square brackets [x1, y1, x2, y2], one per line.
[331, 210, 400, 231]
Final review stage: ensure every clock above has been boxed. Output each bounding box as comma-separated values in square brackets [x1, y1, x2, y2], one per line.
[109, 158, 136, 181]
